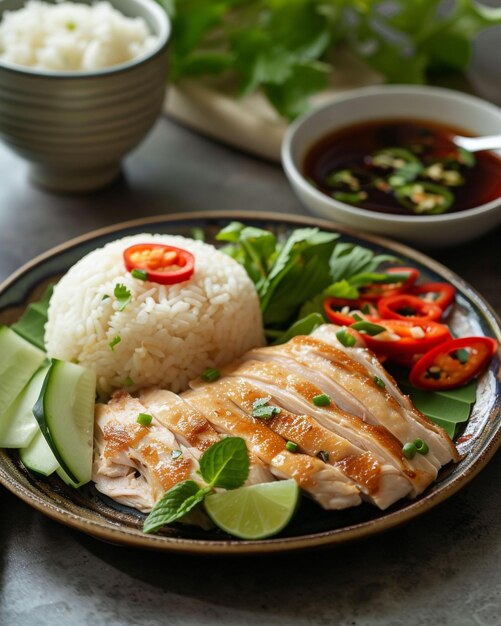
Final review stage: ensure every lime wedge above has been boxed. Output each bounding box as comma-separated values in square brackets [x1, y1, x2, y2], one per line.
[204, 479, 299, 540]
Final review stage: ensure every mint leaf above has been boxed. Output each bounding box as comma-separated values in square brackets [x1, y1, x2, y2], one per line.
[114, 283, 132, 311]
[143, 480, 206, 533]
[199, 437, 249, 490]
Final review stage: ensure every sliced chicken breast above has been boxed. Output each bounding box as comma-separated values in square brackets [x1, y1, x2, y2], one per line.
[203, 376, 412, 510]
[183, 385, 361, 510]
[311, 325, 459, 464]
[222, 359, 438, 496]
[93, 392, 202, 512]
[140, 387, 274, 486]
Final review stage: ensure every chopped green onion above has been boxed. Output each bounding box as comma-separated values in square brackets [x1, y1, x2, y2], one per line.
[351, 321, 386, 336]
[102, 294, 110, 301]
[402, 442, 417, 459]
[414, 439, 429, 455]
[312, 393, 331, 407]
[201, 367, 220, 382]
[131, 268, 148, 281]
[285, 441, 298, 453]
[124, 376, 134, 387]
[373, 376, 386, 389]
[171, 450, 183, 459]
[109, 335, 121, 350]
[137, 413, 153, 426]
[332, 191, 367, 206]
[336, 328, 356, 347]
[316, 450, 329, 463]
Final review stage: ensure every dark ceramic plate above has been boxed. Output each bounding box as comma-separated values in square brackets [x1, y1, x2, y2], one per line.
[0, 212, 500, 554]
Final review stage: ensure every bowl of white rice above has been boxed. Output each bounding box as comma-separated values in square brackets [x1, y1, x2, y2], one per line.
[0, 0, 170, 192]
[45, 233, 265, 396]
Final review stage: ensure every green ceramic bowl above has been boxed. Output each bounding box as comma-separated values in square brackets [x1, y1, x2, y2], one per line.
[0, 0, 170, 192]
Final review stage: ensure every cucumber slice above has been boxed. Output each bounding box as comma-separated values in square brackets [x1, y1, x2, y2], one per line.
[0, 326, 46, 417]
[19, 427, 59, 476]
[34, 360, 96, 485]
[0, 365, 50, 448]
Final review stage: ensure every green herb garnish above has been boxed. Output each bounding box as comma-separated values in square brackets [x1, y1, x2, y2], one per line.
[413, 438, 429, 455]
[201, 367, 220, 382]
[131, 269, 148, 281]
[114, 283, 132, 311]
[137, 413, 153, 426]
[143, 437, 249, 533]
[312, 393, 330, 407]
[402, 442, 417, 459]
[285, 441, 298, 453]
[165, 1, 501, 120]
[124, 376, 134, 387]
[109, 335, 121, 350]
[373, 376, 386, 389]
[252, 396, 281, 420]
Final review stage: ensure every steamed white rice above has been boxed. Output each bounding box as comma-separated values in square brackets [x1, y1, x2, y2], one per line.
[45, 234, 265, 395]
[0, 1, 157, 71]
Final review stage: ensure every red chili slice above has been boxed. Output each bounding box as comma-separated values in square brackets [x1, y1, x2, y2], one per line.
[411, 282, 456, 311]
[123, 243, 195, 285]
[377, 294, 443, 322]
[360, 319, 452, 365]
[359, 267, 420, 302]
[409, 336, 498, 390]
[323, 297, 378, 326]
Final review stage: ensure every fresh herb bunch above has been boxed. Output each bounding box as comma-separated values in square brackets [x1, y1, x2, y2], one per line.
[158, 0, 501, 119]
[216, 222, 398, 343]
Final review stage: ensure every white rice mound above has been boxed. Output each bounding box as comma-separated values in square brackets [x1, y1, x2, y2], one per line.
[0, 1, 157, 72]
[45, 234, 265, 396]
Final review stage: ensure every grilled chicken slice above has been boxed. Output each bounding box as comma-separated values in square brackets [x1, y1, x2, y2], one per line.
[201, 376, 411, 509]
[139, 387, 274, 486]
[183, 385, 361, 510]
[246, 336, 451, 470]
[311, 325, 459, 464]
[93, 391, 202, 512]
[222, 359, 438, 496]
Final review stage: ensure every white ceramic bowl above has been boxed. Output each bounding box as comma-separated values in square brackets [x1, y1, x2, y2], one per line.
[0, 0, 170, 193]
[282, 86, 501, 248]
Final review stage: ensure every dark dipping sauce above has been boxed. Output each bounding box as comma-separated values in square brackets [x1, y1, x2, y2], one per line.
[303, 119, 501, 216]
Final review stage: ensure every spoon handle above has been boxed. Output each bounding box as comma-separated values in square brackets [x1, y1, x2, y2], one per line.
[454, 134, 501, 153]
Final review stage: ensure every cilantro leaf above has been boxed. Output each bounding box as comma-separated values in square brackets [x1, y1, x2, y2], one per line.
[114, 283, 132, 311]
[199, 437, 249, 489]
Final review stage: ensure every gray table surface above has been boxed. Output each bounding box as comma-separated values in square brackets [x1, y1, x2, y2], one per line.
[1, 30, 501, 626]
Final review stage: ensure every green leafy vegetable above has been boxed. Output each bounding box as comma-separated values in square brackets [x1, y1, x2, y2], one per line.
[143, 437, 250, 533]
[114, 284, 132, 311]
[272, 312, 324, 345]
[11, 285, 53, 350]
[162, 0, 501, 119]
[252, 396, 281, 420]
[109, 335, 121, 350]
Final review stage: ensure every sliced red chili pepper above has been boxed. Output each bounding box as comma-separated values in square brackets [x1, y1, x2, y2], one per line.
[359, 267, 420, 302]
[123, 243, 195, 285]
[323, 297, 377, 326]
[411, 282, 455, 311]
[360, 319, 452, 365]
[409, 336, 498, 390]
[378, 294, 443, 322]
